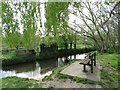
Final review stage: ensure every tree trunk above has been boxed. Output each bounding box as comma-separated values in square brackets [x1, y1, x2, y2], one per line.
[74, 43, 76, 49]
[65, 43, 68, 50]
[70, 43, 72, 49]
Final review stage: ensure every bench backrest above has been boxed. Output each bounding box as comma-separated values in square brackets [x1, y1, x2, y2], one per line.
[86, 51, 96, 60]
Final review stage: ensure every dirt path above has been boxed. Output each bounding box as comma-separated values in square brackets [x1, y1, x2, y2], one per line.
[41, 78, 102, 88]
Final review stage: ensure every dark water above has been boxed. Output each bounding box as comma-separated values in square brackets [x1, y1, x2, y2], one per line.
[1, 54, 86, 80]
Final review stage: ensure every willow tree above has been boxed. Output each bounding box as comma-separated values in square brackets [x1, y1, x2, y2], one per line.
[2, 1, 22, 49]
[20, 2, 41, 50]
[2, 1, 42, 50]
[45, 2, 70, 49]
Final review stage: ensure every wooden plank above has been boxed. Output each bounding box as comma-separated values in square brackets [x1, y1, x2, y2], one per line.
[79, 58, 90, 64]
[83, 58, 91, 64]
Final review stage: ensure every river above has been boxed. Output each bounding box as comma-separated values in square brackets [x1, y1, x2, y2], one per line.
[1, 54, 86, 80]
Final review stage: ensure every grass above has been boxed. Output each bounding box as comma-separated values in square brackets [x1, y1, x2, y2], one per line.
[57, 73, 98, 84]
[1, 51, 35, 66]
[76, 44, 92, 49]
[97, 53, 118, 69]
[1, 51, 16, 60]
[1, 76, 42, 89]
[42, 60, 75, 81]
[97, 52, 119, 88]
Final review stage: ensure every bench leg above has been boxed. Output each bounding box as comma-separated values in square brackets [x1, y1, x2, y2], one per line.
[94, 54, 96, 66]
[83, 64, 87, 72]
[94, 59, 96, 66]
[91, 60, 93, 73]
[91, 65, 93, 73]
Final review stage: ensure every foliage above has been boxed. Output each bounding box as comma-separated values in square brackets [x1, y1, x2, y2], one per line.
[2, 2, 41, 50]
[45, 2, 69, 35]
[22, 2, 40, 49]
[2, 2, 22, 49]
[2, 76, 42, 88]
[2, 1, 119, 52]
[1, 51, 16, 60]
[45, 2, 72, 48]
[97, 53, 119, 88]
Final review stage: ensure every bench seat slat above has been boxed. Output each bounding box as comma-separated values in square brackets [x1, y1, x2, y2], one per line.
[79, 58, 90, 64]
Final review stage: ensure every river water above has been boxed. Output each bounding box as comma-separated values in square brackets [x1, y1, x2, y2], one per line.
[0, 54, 86, 80]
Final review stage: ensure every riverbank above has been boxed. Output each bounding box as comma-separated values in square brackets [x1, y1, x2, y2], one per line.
[41, 59, 102, 88]
[1, 76, 42, 89]
[36, 48, 96, 60]
[1, 52, 118, 89]
[2, 51, 35, 66]
[97, 53, 119, 88]
[41, 52, 118, 88]
[1, 47, 96, 66]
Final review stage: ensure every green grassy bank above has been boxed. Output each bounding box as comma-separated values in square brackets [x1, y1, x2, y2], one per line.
[1, 51, 35, 66]
[97, 53, 119, 88]
[1, 76, 42, 89]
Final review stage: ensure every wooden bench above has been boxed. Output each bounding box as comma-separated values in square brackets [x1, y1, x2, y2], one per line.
[79, 51, 96, 73]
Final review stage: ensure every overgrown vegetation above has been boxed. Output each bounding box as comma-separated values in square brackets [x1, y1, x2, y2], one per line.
[1, 51, 16, 60]
[97, 53, 119, 88]
[2, 76, 42, 88]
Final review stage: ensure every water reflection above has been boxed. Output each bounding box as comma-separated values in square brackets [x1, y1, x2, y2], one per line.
[1, 54, 86, 80]
[68, 54, 86, 60]
[2, 62, 36, 73]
